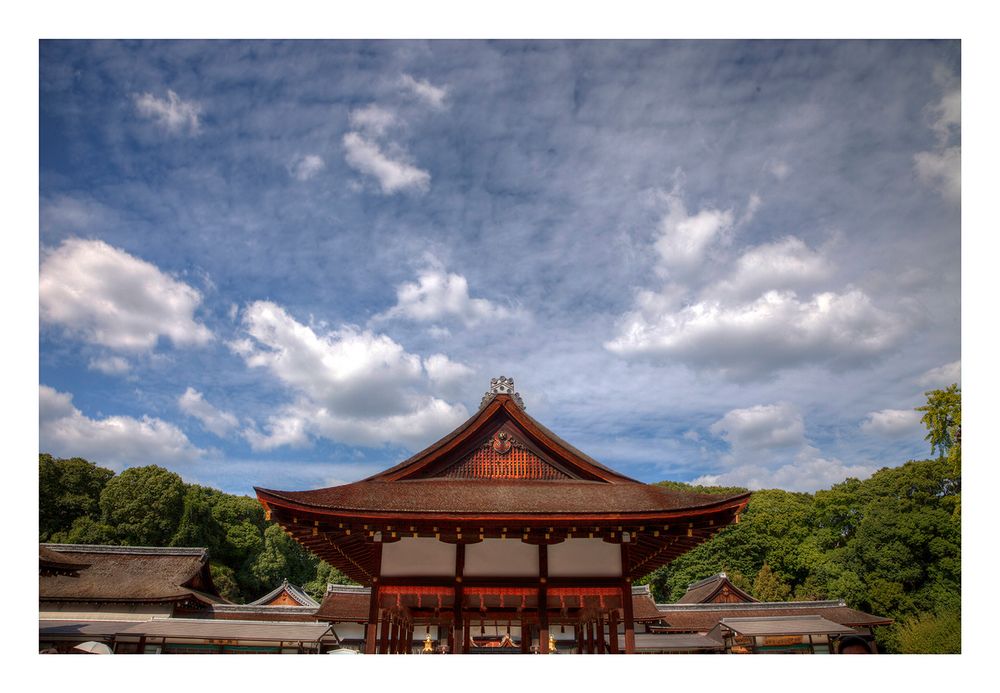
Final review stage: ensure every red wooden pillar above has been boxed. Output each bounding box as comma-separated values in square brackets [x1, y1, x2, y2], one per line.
[452, 544, 465, 655]
[538, 544, 549, 654]
[576, 623, 585, 654]
[390, 615, 401, 654]
[586, 619, 595, 654]
[521, 622, 532, 653]
[364, 546, 382, 654]
[378, 612, 391, 654]
[462, 615, 471, 653]
[608, 610, 619, 654]
[621, 544, 635, 654]
[596, 613, 606, 654]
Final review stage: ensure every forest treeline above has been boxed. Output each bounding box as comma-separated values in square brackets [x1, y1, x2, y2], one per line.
[39, 457, 354, 603]
[39, 386, 960, 653]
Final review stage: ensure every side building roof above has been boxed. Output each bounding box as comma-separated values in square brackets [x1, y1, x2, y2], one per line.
[39, 544, 227, 606]
[676, 573, 757, 604]
[653, 599, 892, 632]
[248, 578, 319, 607]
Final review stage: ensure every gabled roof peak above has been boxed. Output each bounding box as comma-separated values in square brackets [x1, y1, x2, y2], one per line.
[480, 376, 525, 410]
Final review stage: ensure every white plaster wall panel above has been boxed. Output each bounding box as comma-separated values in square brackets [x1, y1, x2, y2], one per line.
[464, 538, 539, 576]
[380, 537, 456, 576]
[547, 538, 621, 577]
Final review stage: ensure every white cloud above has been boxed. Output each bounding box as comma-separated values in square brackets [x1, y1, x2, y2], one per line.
[87, 355, 131, 376]
[399, 74, 448, 109]
[607, 288, 906, 381]
[860, 408, 923, 438]
[764, 159, 791, 180]
[40, 238, 213, 352]
[914, 78, 960, 202]
[918, 360, 961, 388]
[709, 403, 806, 451]
[288, 154, 325, 181]
[376, 265, 520, 326]
[654, 193, 734, 274]
[342, 132, 430, 194]
[424, 353, 475, 396]
[695, 402, 876, 491]
[348, 104, 398, 137]
[40, 385, 203, 466]
[133, 90, 202, 135]
[716, 236, 832, 300]
[232, 301, 468, 449]
[178, 387, 239, 438]
[928, 86, 961, 145]
[914, 147, 960, 203]
[693, 454, 876, 492]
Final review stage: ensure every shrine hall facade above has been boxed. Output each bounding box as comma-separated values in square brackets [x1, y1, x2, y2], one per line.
[256, 378, 751, 654]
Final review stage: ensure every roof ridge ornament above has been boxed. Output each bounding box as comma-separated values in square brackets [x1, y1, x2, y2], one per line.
[480, 376, 525, 410]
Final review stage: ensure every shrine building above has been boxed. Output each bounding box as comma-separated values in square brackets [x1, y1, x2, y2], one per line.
[256, 377, 751, 654]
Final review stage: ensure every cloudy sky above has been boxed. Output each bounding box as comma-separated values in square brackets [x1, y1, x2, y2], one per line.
[38, 40, 960, 495]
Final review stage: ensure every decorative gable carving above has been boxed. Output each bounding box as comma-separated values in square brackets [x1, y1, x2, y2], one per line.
[435, 432, 570, 480]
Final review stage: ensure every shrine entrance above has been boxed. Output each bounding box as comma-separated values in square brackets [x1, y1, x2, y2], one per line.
[368, 580, 631, 654]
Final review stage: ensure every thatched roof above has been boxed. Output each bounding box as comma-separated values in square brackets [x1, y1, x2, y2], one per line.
[39, 544, 227, 605]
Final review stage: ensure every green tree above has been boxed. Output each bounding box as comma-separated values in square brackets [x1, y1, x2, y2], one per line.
[39, 454, 114, 541]
[209, 562, 243, 603]
[171, 485, 227, 553]
[248, 523, 319, 595]
[894, 609, 961, 654]
[99, 465, 185, 545]
[303, 560, 356, 601]
[49, 515, 119, 545]
[916, 384, 961, 473]
[753, 563, 792, 602]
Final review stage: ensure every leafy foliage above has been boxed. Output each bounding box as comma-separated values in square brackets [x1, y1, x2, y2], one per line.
[99, 465, 186, 546]
[39, 454, 114, 541]
[39, 455, 357, 603]
[893, 608, 961, 654]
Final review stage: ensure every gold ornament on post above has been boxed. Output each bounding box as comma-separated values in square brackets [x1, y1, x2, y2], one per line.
[548, 633, 557, 653]
[423, 633, 434, 653]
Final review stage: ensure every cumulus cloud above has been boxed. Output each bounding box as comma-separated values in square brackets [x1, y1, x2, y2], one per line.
[179, 387, 239, 438]
[375, 264, 520, 326]
[133, 90, 202, 135]
[399, 74, 449, 109]
[715, 236, 832, 300]
[709, 403, 806, 451]
[694, 402, 876, 491]
[342, 104, 430, 194]
[288, 154, 325, 181]
[343, 132, 430, 194]
[914, 74, 960, 202]
[608, 186, 908, 381]
[914, 147, 960, 203]
[654, 193, 734, 274]
[349, 104, 398, 136]
[694, 454, 876, 492]
[231, 301, 468, 449]
[607, 288, 907, 381]
[40, 385, 203, 466]
[918, 360, 961, 387]
[40, 238, 213, 352]
[860, 408, 923, 438]
[87, 355, 131, 376]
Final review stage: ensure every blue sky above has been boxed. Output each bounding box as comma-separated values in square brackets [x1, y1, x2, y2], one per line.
[38, 40, 961, 496]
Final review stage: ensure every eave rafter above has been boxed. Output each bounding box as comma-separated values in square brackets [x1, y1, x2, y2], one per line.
[266, 500, 745, 584]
